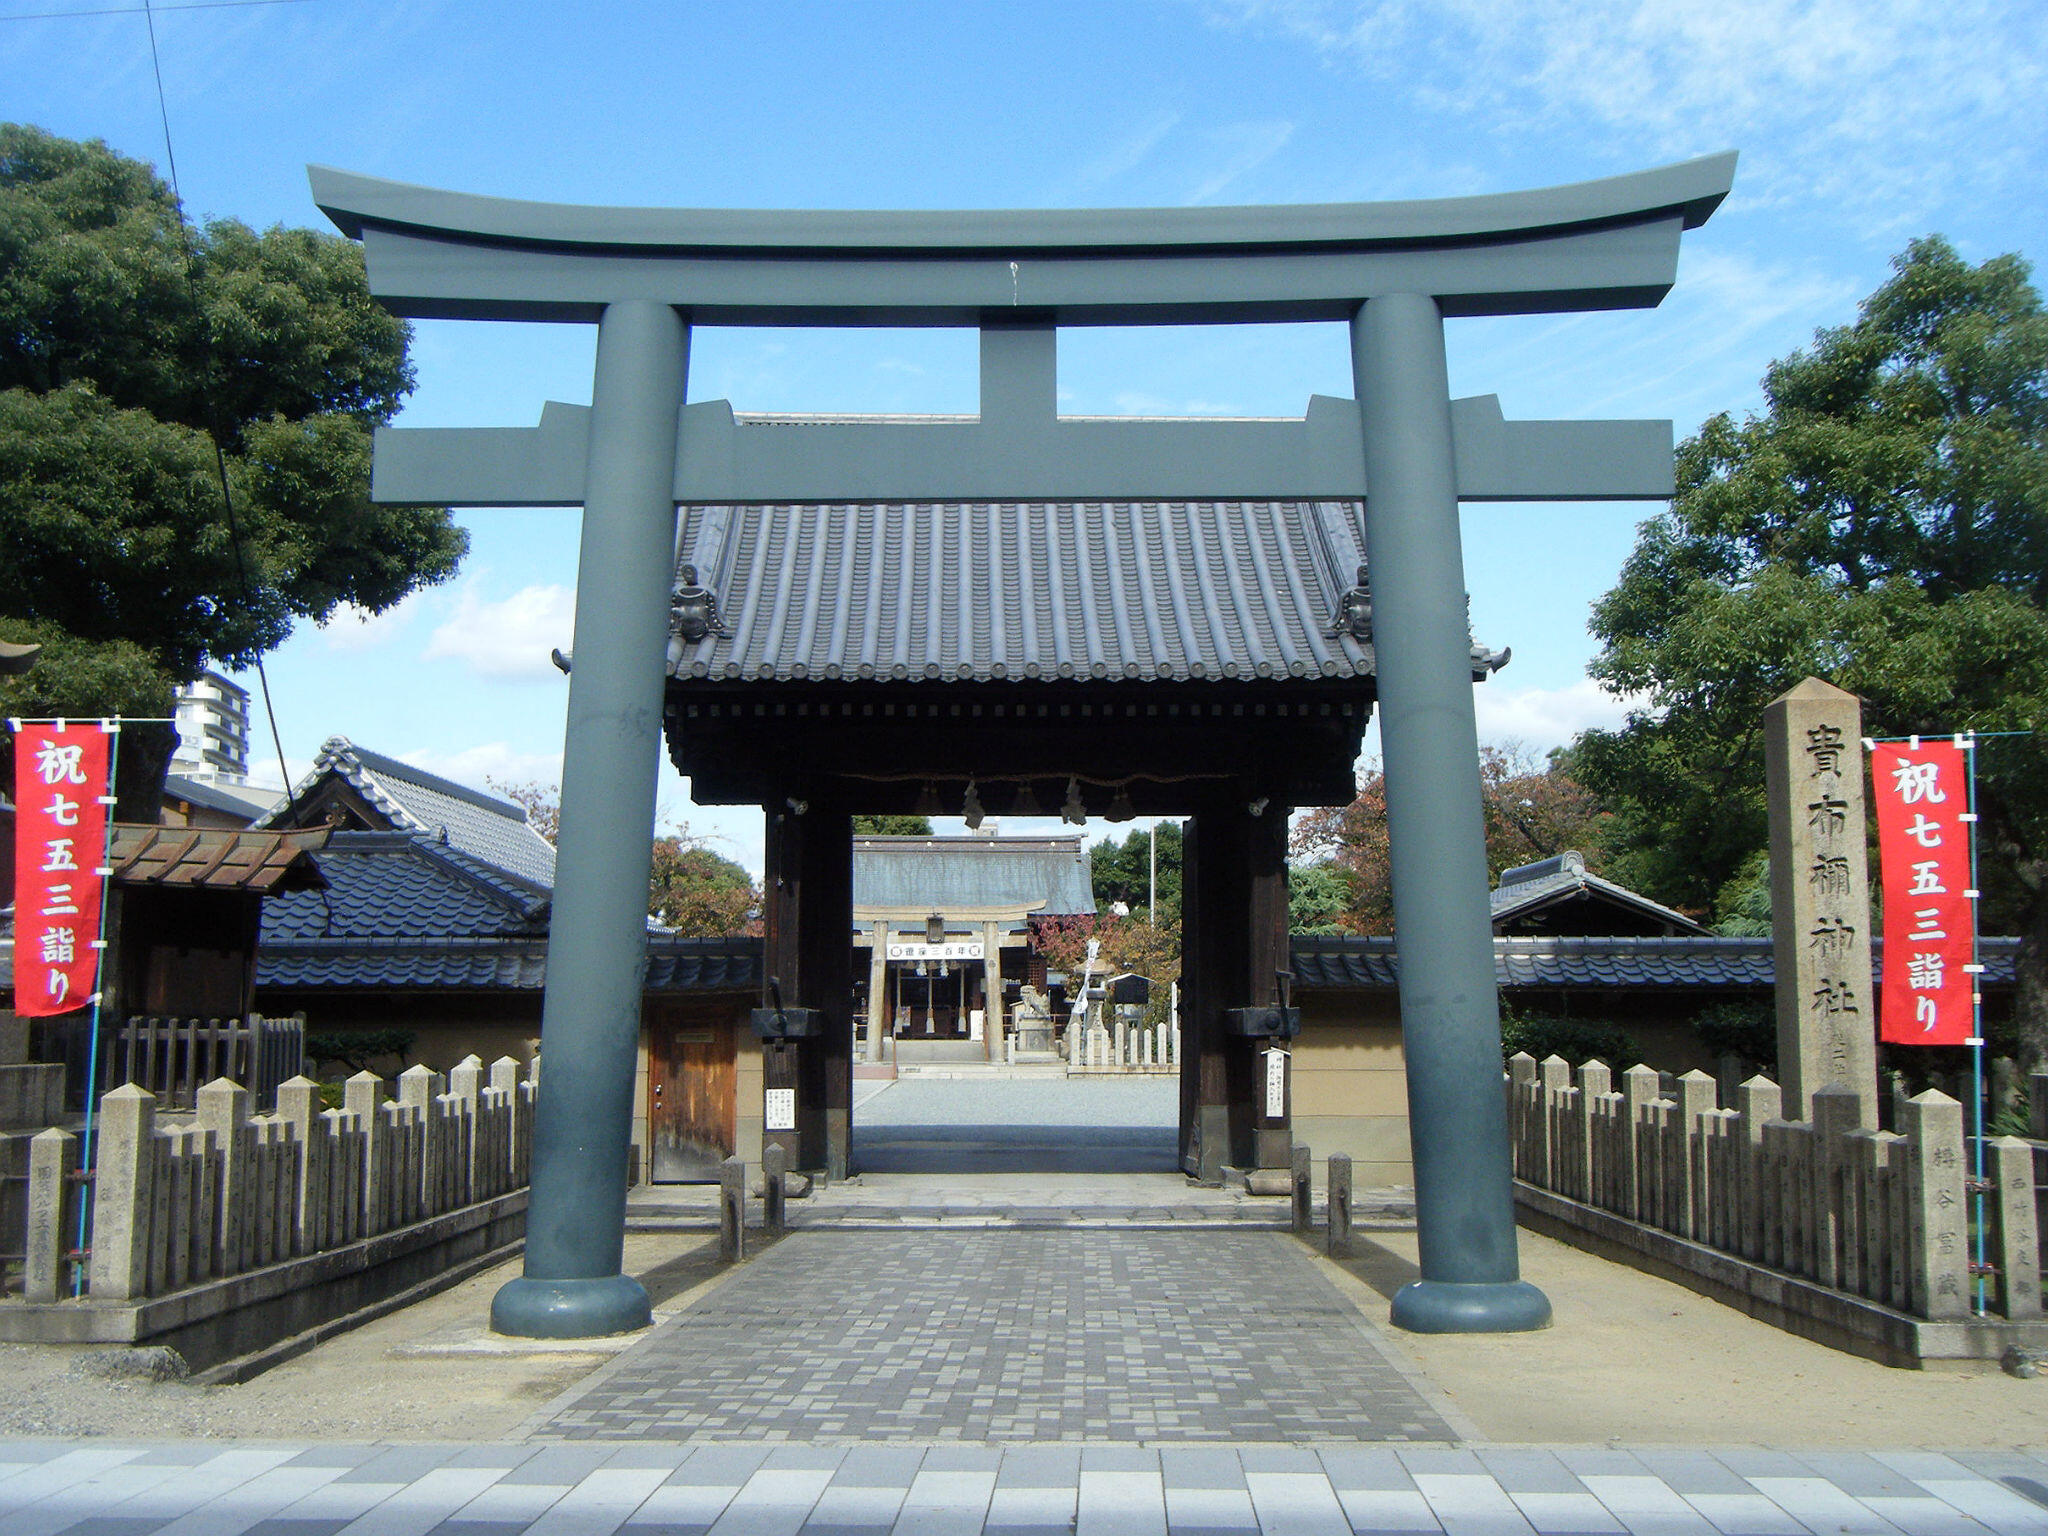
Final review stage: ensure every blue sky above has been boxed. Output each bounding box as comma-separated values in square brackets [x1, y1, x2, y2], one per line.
[8, 0, 2045, 874]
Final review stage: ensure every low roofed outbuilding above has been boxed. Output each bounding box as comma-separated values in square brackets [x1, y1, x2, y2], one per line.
[258, 736, 558, 888]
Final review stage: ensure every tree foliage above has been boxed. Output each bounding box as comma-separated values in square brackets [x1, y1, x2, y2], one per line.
[852, 814, 932, 835]
[1293, 745, 1612, 933]
[1288, 861, 1356, 934]
[1571, 236, 2048, 1058]
[648, 836, 761, 938]
[490, 778, 560, 845]
[1089, 821, 1183, 919]
[1028, 910, 1180, 1028]
[0, 125, 465, 804]
[491, 779, 761, 937]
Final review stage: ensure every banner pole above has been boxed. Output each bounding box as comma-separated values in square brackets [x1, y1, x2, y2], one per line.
[70, 718, 123, 1298]
[1960, 731, 1988, 1317]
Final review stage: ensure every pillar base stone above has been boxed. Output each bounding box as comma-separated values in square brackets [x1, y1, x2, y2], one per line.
[491, 1273, 652, 1339]
[1389, 1279, 1552, 1334]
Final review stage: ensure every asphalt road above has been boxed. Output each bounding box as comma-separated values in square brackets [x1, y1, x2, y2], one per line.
[851, 1077, 1181, 1173]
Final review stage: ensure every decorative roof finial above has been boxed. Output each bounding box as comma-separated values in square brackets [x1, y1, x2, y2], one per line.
[670, 563, 732, 643]
[1326, 563, 1372, 642]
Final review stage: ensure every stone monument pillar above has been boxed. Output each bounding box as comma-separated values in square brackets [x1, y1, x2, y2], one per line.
[1764, 677, 1878, 1125]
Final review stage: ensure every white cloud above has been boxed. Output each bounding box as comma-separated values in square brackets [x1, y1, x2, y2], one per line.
[1079, 111, 1186, 185]
[422, 582, 576, 680]
[400, 742, 565, 797]
[1471, 676, 1651, 754]
[1184, 121, 1298, 204]
[319, 596, 422, 653]
[1204, 0, 2047, 229]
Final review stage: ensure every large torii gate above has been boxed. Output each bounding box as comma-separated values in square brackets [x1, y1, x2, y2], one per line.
[312, 152, 1734, 1340]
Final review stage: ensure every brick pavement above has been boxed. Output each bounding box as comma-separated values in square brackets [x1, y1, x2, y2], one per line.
[3, 1441, 2046, 1535]
[537, 1228, 1457, 1443]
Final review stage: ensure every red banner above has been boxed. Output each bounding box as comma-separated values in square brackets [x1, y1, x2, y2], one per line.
[10, 722, 112, 1017]
[1872, 741, 1974, 1046]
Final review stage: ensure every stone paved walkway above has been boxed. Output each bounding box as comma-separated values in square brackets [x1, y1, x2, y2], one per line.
[4, 1441, 2047, 1535]
[537, 1229, 1457, 1443]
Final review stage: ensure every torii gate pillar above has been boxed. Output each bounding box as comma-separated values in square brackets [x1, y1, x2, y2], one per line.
[1354, 295, 1549, 1331]
[490, 300, 686, 1339]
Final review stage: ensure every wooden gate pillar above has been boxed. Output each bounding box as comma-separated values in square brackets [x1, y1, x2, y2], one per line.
[1180, 800, 1291, 1180]
[762, 797, 854, 1179]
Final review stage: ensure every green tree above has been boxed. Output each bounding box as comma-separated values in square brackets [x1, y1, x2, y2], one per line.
[0, 125, 465, 809]
[1288, 861, 1356, 934]
[1571, 237, 2048, 1060]
[852, 814, 932, 835]
[1089, 821, 1183, 919]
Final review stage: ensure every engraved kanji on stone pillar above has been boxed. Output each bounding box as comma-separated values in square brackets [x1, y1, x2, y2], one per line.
[1765, 677, 1877, 1124]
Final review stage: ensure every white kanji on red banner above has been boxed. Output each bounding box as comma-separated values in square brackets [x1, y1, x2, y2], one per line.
[1872, 741, 1973, 1046]
[10, 722, 112, 1017]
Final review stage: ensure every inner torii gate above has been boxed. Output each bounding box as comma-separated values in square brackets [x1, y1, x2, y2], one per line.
[312, 152, 1734, 1340]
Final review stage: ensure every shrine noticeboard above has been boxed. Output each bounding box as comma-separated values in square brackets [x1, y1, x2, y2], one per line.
[10, 722, 112, 1017]
[1872, 741, 1974, 1046]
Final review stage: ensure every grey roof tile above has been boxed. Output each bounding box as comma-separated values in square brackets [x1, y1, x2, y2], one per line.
[260, 831, 547, 943]
[257, 935, 759, 993]
[251, 829, 758, 994]
[1290, 934, 2022, 991]
[669, 501, 1382, 685]
[853, 835, 1094, 916]
[1490, 851, 1709, 936]
[259, 737, 558, 888]
[162, 772, 284, 822]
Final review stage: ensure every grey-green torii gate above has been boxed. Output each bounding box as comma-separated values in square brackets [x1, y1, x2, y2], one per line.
[312, 151, 1735, 1340]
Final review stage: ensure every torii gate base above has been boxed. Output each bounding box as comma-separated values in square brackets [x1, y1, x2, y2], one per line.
[314, 153, 1736, 1340]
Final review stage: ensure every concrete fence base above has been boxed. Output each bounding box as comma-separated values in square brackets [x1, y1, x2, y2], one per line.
[0, 1189, 527, 1376]
[1516, 1181, 2048, 1369]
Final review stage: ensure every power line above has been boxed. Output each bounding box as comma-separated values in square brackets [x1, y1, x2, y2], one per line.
[138, 0, 296, 795]
[1, 0, 311, 22]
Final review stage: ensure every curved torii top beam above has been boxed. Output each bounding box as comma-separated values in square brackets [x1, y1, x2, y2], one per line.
[309, 152, 1735, 326]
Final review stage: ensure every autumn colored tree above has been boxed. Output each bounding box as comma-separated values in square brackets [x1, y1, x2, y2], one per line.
[491, 779, 761, 936]
[1292, 745, 1613, 933]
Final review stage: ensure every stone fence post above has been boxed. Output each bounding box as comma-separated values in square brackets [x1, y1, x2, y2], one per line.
[344, 1071, 390, 1238]
[1902, 1089, 1969, 1320]
[88, 1084, 156, 1301]
[276, 1076, 326, 1256]
[196, 1077, 253, 1274]
[25, 1126, 75, 1303]
[1991, 1135, 2043, 1320]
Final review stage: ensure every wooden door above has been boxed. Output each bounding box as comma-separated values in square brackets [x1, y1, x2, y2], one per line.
[648, 1000, 738, 1182]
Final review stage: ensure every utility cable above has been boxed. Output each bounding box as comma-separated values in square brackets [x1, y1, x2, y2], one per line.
[140, 0, 295, 797]
[3, 1, 311, 20]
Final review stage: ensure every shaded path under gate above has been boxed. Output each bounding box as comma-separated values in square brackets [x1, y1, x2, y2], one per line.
[533, 1228, 1457, 1443]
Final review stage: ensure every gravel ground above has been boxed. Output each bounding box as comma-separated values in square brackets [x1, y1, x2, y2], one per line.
[855, 1076, 1178, 1126]
[0, 1232, 725, 1441]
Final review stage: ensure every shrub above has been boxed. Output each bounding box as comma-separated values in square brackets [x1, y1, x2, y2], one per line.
[1499, 1005, 1635, 1069]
